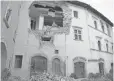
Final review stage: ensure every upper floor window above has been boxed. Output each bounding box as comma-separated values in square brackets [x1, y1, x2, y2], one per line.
[74, 28, 82, 40]
[98, 41, 101, 51]
[74, 11, 78, 18]
[106, 24, 111, 36]
[100, 20, 104, 32]
[31, 19, 36, 30]
[106, 43, 108, 52]
[15, 55, 23, 68]
[94, 20, 97, 29]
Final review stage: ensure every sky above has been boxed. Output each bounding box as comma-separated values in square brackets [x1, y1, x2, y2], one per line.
[77, 0, 114, 25]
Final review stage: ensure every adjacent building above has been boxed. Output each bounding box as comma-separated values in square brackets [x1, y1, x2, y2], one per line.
[1, 1, 113, 79]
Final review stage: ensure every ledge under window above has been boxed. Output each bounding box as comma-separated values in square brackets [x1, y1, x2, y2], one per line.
[74, 39, 83, 41]
[90, 48, 113, 54]
[88, 25, 111, 37]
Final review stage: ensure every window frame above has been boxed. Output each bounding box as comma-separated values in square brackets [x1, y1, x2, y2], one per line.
[106, 24, 111, 36]
[98, 40, 101, 51]
[14, 55, 23, 69]
[73, 27, 82, 41]
[94, 20, 97, 29]
[100, 20, 105, 32]
[74, 11, 78, 18]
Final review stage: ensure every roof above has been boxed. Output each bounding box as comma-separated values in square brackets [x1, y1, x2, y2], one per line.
[67, 1, 113, 27]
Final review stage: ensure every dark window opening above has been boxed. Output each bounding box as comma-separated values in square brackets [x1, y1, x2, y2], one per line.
[100, 21, 104, 32]
[55, 50, 59, 54]
[31, 19, 36, 30]
[41, 37, 51, 41]
[106, 24, 111, 36]
[74, 11, 78, 18]
[15, 55, 23, 68]
[94, 21, 97, 29]
[106, 43, 108, 52]
[98, 41, 101, 51]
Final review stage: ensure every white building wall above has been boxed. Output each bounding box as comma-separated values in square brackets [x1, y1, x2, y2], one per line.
[87, 10, 113, 74]
[66, 4, 91, 76]
[9, 1, 113, 78]
[1, 1, 21, 70]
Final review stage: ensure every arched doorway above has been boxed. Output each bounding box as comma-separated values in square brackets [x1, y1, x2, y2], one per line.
[1, 42, 7, 72]
[52, 58, 61, 75]
[73, 57, 86, 78]
[30, 56, 47, 74]
[74, 62, 85, 78]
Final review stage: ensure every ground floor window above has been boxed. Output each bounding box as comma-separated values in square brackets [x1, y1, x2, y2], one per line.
[15, 55, 23, 68]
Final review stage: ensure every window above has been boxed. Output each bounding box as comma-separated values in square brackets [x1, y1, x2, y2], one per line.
[106, 24, 111, 36]
[55, 50, 59, 54]
[74, 11, 78, 18]
[100, 21, 104, 32]
[94, 20, 97, 29]
[112, 44, 113, 51]
[41, 36, 52, 41]
[31, 19, 36, 30]
[15, 55, 23, 68]
[106, 43, 108, 52]
[74, 29, 82, 40]
[98, 41, 101, 51]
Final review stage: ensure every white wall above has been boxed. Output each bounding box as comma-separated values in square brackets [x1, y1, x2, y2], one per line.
[1, 1, 21, 70]
[66, 4, 91, 76]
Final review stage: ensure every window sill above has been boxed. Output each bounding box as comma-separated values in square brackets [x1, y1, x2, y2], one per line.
[74, 39, 83, 41]
[88, 25, 111, 37]
[90, 48, 113, 54]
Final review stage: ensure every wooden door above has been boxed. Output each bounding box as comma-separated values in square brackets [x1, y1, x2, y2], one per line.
[31, 56, 47, 74]
[74, 62, 85, 78]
